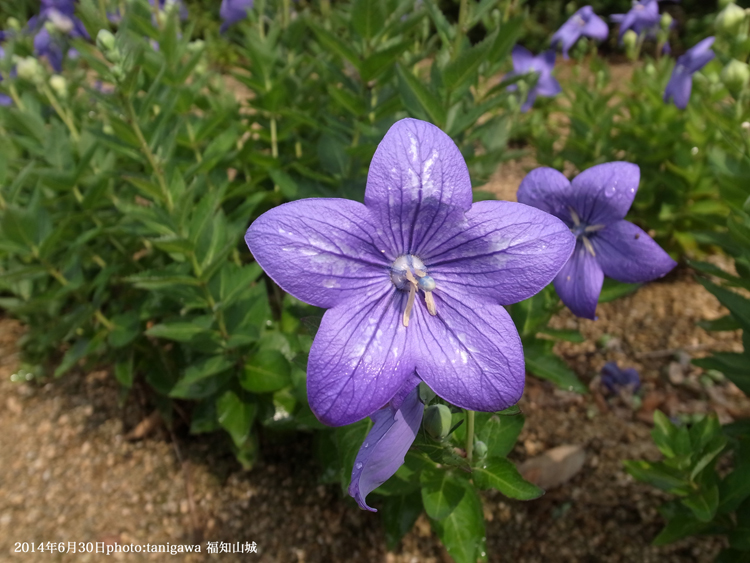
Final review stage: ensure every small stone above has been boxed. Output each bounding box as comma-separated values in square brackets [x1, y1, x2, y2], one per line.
[519, 444, 587, 490]
[668, 362, 685, 385]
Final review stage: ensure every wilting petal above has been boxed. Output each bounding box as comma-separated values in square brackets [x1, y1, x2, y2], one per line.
[348, 381, 424, 512]
[517, 166, 573, 222]
[307, 286, 415, 426]
[664, 71, 692, 109]
[426, 200, 575, 305]
[569, 162, 640, 225]
[591, 220, 676, 283]
[245, 198, 390, 309]
[364, 118, 472, 257]
[582, 13, 609, 41]
[410, 292, 524, 413]
[553, 240, 604, 319]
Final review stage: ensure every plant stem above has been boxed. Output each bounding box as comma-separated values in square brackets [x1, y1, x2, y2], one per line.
[270, 116, 278, 158]
[41, 84, 79, 143]
[452, 0, 469, 59]
[465, 409, 475, 463]
[9, 84, 25, 111]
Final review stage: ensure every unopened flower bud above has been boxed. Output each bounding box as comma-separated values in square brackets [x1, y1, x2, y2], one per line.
[6, 17, 20, 31]
[644, 62, 655, 76]
[16, 57, 45, 84]
[718, 0, 733, 8]
[418, 382, 436, 404]
[96, 29, 118, 59]
[423, 404, 452, 441]
[716, 3, 746, 36]
[622, 29, 638, 51]
[187, 40, 205, 54]
[48, 9, 74, 34]
[473, 440, 488, 460]
[49, 75, 67, 98]
[660, 12, 673, 32]
[721, 59, 750, 96]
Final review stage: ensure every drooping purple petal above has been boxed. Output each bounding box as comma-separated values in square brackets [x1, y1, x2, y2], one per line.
[582, 13, 609, 41]
[553, 240, 604, 320]
[663, 71, 692, 109]
[364, 118, 473, 258]
[568, 162, 640, 225]
[516, 166, 573, 223]
[591, 220, 677, 283]
[307, 285, 415, 426]
[410, 291, 525, 413]
[245, 198, 390, 309]
[348, 381, 424, 512]
[535, 75, 562, 97]
[426, 200, 575, 305]
[220, 0, 254, 33]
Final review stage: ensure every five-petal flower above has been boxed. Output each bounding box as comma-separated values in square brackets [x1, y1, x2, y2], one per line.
[551, 6, 609, 60]
[505, 46, 562, 112]
[664, 37, 715, 109]
[610, 0, 660, 40]
[517, 162, 676, 319]
[246, 118, 575, 428]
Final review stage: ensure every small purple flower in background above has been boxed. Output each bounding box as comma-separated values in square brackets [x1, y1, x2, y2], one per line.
[611, 0, 660, 40]
[246, 118, 576, 510]
[220, 0, 254, 33]
[601, 362, 641, 395]
[664, 37, 715, 109]
[149, 0, 189, 21]
[551, 6, 609, 60]
[517, 162, 677, 319]
[0, 47, 11, 107]
[505, 46, 561, 112]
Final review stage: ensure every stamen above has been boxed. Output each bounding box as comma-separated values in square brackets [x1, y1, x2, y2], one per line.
[424, 292, 436, 316]
[403, 283, 416, 327]
[568, 207, 581, 227]
[405, 269, 418, 285]
[582, 235, 596, 257]
[584, 224, 606, 233]
[413, 269, 427, 277]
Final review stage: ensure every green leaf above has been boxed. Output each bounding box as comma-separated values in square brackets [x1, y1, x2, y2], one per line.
[430, 483, 485, 563]
[309, 23, 361, 70]
[623, 460, 690, 494]
[683, 484, 719, 523]
[442, 29, 496, 91]
[335, 419, 372, 494]
[420, 467, 466, 520]
[170, 355, 234, 399]
[698, 315, 742, 332]
[380, 491, 423, 551]
[240, 349, 292, 393]
[216, 390, 257, 448]
[652, 513, 707, 546]
[54, 338, 91, 378]
[396, 64, 446, 127]
[472, 457, 544, 500]
[697, 278, 750, 331]
[537, 328, 585, 343]
[190, 399, 220, 434]
[145, 322, 207, 342]
[599, 278, 641, 303]
[477, 413, 524, 459]
[693, 353, 750, 395]
[523, 339, 588, 393]
[351, 0, 384, 40]
[114, 353, 134, 388]
[108, 311, 140, 349]
[360, 41, 410, 83]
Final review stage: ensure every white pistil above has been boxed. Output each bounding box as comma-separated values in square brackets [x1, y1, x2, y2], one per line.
[394, 256, 438, 327]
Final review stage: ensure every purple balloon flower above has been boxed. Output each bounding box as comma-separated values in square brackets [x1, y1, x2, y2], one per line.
[663, 37, 715, 109]
[611, 0, 660, 40]
[220, 0, 254, 33]
[505, 46, 562, 112]
[517, 162, 677, 319]
[246, 118, 575, 426]
[34, 28, 64, 72]
[601, 362, 641, 394]
[551, 6, 609, 60]
[349, 378, 424, 511]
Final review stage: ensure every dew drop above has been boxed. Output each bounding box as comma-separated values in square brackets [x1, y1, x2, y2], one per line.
[355, 462, 363, 469]
[604, 185, 616, 198]
[363, 442, 369, 449]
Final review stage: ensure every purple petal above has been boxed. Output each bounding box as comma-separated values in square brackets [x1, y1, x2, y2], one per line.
[569, 162, 640, 225]
[664, 71, 692, 109]
[540, 49, 557, 72]
[535, 75, 562, 97]
[245, 198, 390, 309]
[348, 381, 424, 512]
[511, 45, 535, 73]
[0, 94, 12, 106]
[686, 50, 714, 74]
[520, 89, 538, 112]
[553, 240, 604, 319]
[517, 166, 574, 222]
[426, 200, 575, 305]
[591, 220, 677, 283]
[220, 0, 253, 31]
[686, 36, 715, 60]
[364, 118, 473, 257]
[410, 291, 525, 412]
[307, 286, 415, 426]
[552, 27, 580, 59]
[582, 14, 609, 41]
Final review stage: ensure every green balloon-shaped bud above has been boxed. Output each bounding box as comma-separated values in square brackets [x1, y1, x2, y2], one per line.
[660, 12, 673, 32]
[473, 440, 488, 460]
[722, 59, 750, 97]
[423, 404, 452, 441]
[622, 30, 638, 51]
[716, 3, 746, 37]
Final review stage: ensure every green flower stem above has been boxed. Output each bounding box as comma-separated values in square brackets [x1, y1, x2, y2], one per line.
[452, 0, 469, 59]
[270, 116, 278, 159]
[465, 409, 475, 463]
[123, 97, 173, 212]
[9, 83, 25, 111]
[41, 84, 79, 143]
[94, 309, 116, 331]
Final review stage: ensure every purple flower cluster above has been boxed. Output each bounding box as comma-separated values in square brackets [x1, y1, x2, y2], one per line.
[30, 0, 90, 72]
[246, 118, 577, 509]
[551, 6, 608, 60]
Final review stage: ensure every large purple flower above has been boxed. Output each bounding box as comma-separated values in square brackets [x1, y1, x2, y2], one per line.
[517, 162, 677, 319]
[220, 0, 254, 33]
[551, 6, 609, 60]
[505, 46, 562, 112]
[611, 0, 660, 40]
[246, 118, 575, 509]
[663, 37, 715, 109]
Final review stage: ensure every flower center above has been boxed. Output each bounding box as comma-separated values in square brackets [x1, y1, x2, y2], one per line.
[390, 254, 437, 327]
[568, 207, 605, 257]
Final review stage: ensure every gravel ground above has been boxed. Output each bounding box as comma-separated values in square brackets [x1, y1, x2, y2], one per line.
[1, 261, 747, 563]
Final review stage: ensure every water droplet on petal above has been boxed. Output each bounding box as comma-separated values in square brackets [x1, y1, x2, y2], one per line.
[363, 442, 369, 448]
[605, 185, 616, 197]
[355, 462, 363, 469]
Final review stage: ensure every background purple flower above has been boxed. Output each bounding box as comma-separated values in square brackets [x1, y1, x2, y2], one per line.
[220, 0, 254, 33]
[517, 162, 677, 319]
[664, 37, 715, 109]
[601, 362, 641, 394]
[505, 46, 561, 112]
[611, 0, 660, 40]
[551, 6, 609, 59]
[246, 118, 575, 428]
